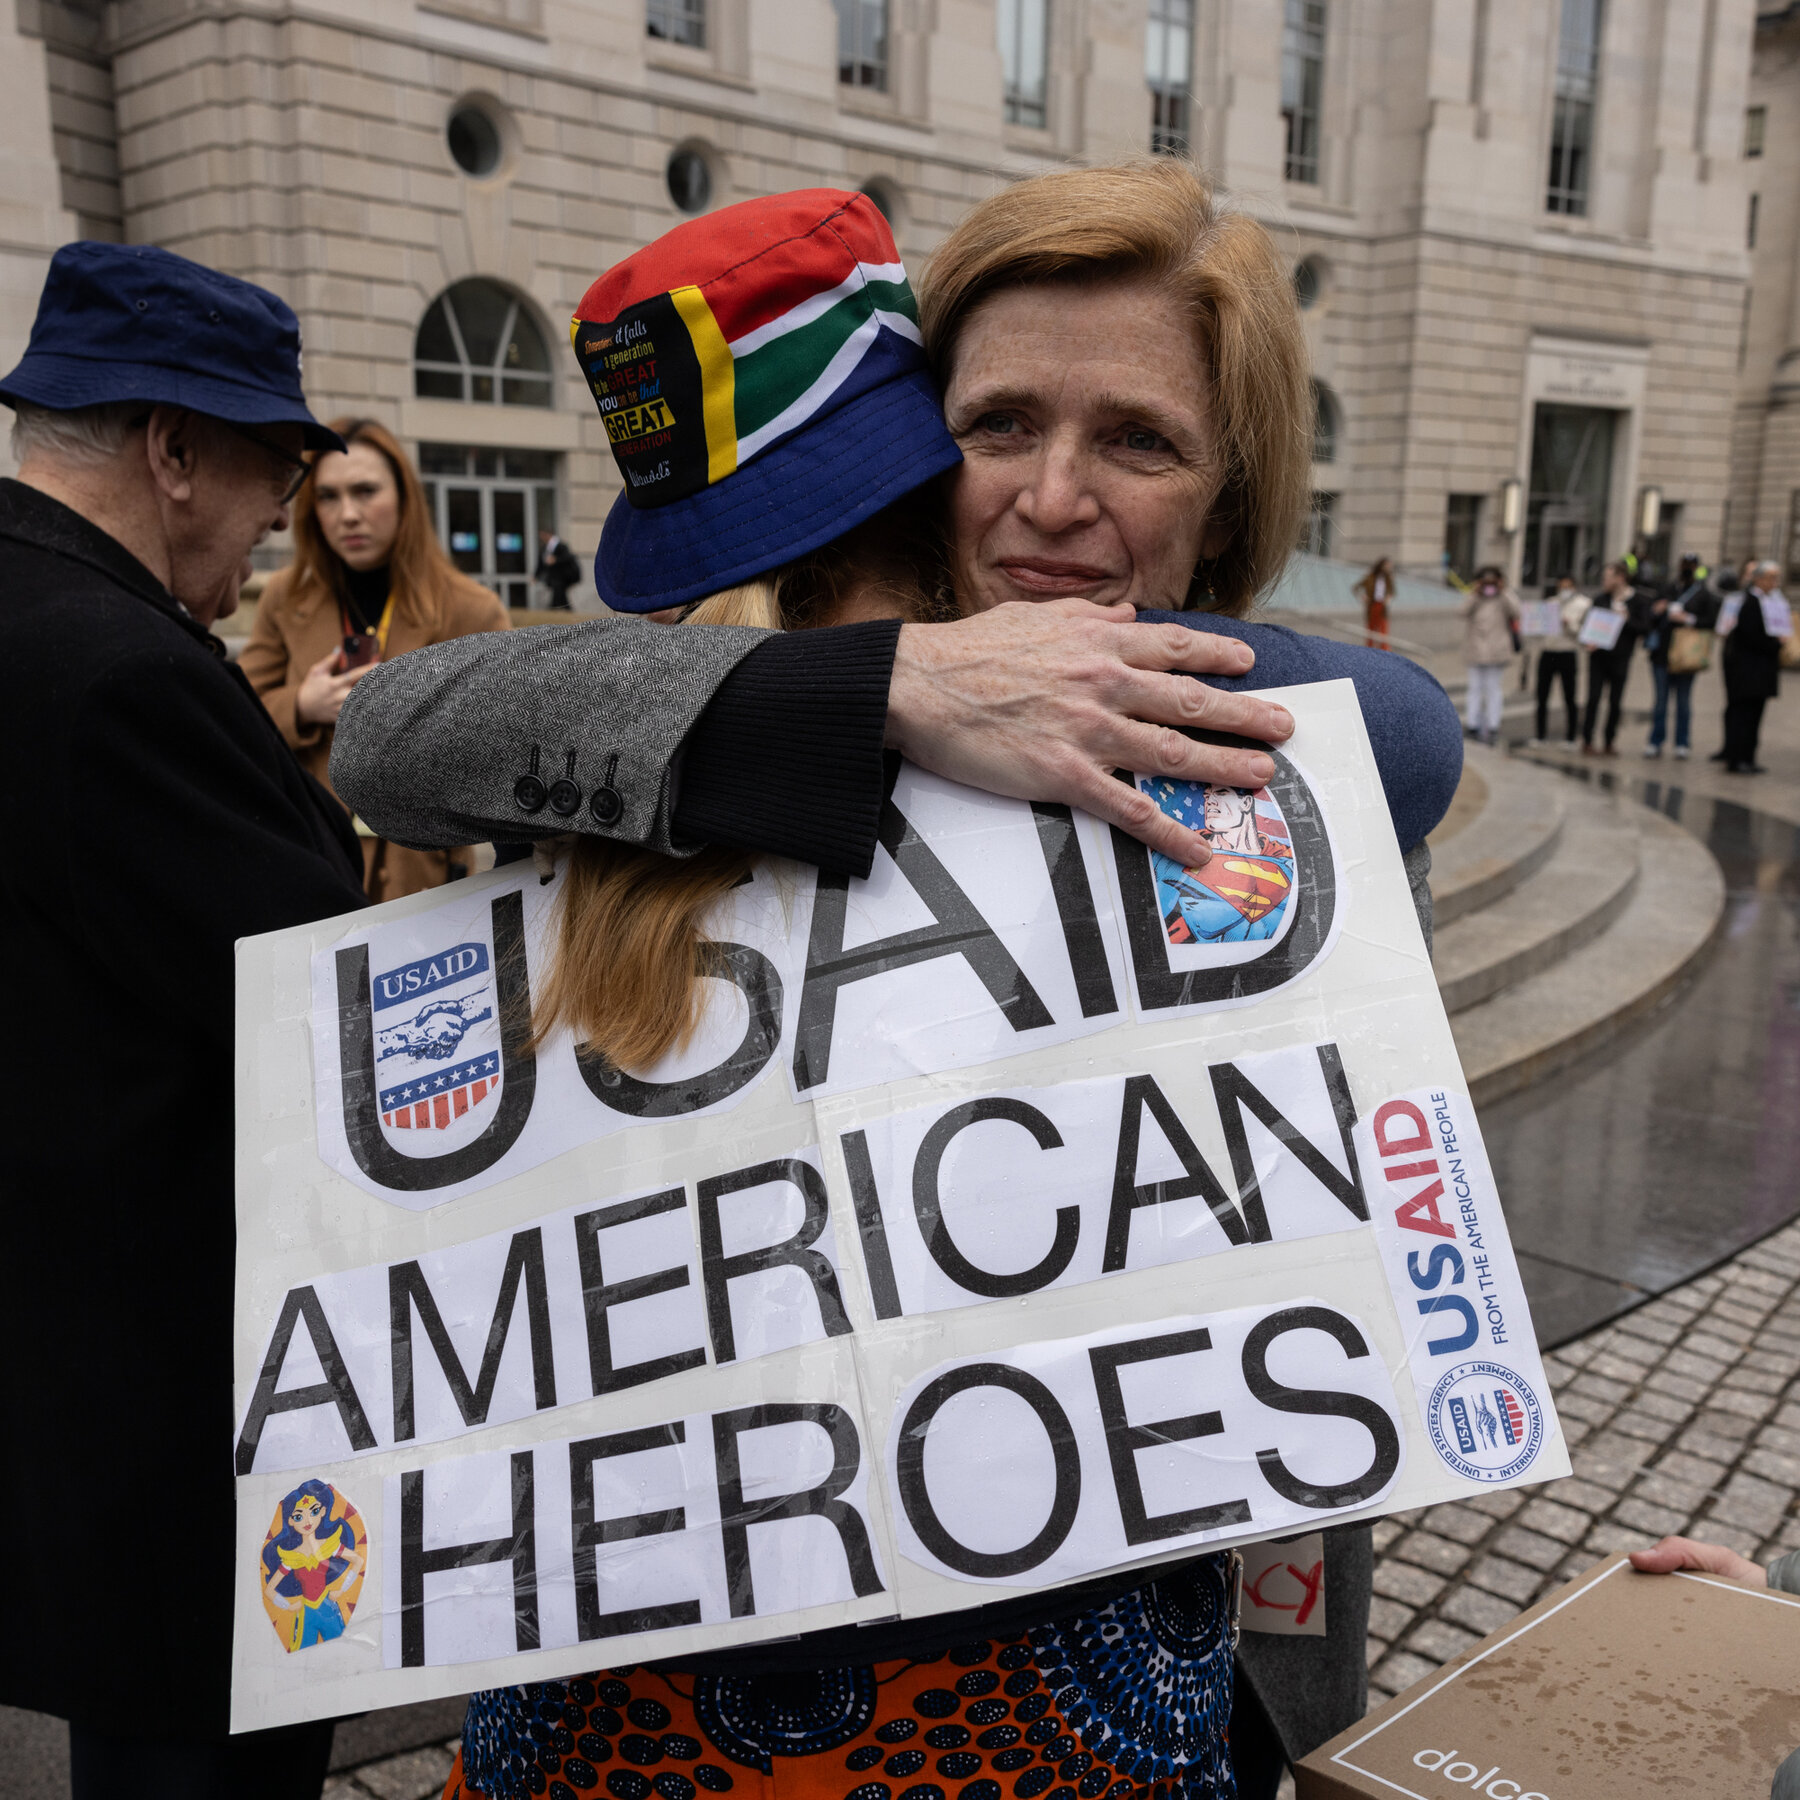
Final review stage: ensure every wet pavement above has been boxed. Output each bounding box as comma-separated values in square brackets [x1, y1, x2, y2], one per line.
[1488, 767, 1800, 1347]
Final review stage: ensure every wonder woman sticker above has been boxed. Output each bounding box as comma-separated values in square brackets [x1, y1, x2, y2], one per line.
[259, 1480, 367, 1654]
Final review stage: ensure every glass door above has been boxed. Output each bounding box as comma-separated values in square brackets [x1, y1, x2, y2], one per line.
[493, 489, 528, 597]
[1522, 404, 1616, 589]
[445, 487, 485, 578]
[420, 444, 564, 609]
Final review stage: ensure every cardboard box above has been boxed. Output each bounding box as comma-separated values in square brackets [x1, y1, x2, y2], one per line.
[1297, 1555, 1800, 1799]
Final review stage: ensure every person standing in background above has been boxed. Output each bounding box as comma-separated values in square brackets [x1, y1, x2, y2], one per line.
[1531, 575, 1583, 746]
[1355, 554, 1394, 648]
[1643, 553, 1716, 760]
[1579, 560, 1637, 755]
[534, 524, 580, 609]
[1715, 559, 1789, 773]
[1461, 564, 1519, 746]
[241, 416, 510, 900]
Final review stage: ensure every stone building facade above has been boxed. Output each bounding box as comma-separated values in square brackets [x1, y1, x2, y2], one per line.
[1730, 4, 1800, 577]
[0, 0, 1764, 599]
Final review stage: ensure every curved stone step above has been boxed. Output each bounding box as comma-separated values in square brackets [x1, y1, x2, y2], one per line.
[1433, 786, 1642, 1015]
[1428, 745, 1566, 926]
[1450, 801, 1726, 1107]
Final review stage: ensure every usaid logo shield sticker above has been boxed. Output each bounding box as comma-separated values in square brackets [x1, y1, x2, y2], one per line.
[308, 874, 551, 1207]
[1426, 1361, 1545, 1484]
[371, 940, 501, 1148]
[304, 864, 809, 1209]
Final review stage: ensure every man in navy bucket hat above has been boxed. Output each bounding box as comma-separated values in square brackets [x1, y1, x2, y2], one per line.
[0, 240, 346, 448]
[0, 241, 368, 1794]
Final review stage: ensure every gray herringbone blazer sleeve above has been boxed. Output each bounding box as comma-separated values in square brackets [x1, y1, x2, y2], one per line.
[330, 617, 768, 855]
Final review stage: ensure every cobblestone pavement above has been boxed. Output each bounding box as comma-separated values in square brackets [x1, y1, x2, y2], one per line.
[326, 1744, 459, 1800]
[323, 1220, 1800, 1798]
[1364, 1216, 1800, 1706]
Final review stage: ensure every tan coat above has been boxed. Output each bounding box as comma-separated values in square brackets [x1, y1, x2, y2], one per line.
[241, 565, 510, 901]
[1462, 586, 1521, 666]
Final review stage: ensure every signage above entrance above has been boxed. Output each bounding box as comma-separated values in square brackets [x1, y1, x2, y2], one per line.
[1527, 334, 1649, 411]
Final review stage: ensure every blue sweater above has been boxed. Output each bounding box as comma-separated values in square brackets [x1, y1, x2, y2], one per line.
[1143, 610, 1464, 852]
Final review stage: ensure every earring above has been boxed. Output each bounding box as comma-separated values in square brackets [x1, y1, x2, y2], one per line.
[1185, 559, 1221, 611]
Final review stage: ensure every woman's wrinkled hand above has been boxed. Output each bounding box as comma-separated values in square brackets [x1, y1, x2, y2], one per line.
[885, 599, 1294, 867]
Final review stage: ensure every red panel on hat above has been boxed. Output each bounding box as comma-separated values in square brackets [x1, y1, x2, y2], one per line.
[574, 190, 897, 345]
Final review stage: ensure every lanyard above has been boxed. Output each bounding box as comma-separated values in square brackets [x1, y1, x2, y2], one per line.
[340, 594, 395, 656]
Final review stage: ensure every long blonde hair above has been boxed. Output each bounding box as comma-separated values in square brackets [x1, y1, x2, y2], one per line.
[918, 161, 1311, 616]
[531, 499, 945, 1072]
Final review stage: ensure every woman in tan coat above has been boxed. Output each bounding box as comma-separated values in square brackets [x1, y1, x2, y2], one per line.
[1461, 564, 1521, 746]
[241, 417, 510, 900]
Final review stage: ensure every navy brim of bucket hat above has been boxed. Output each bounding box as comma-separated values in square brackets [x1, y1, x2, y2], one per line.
[0, 354, 345, 452]
[595, 365, 961, 614]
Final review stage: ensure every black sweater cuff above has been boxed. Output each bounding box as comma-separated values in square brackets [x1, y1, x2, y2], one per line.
[672, 617, 901, 877]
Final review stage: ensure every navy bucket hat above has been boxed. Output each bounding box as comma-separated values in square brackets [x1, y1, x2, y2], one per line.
[573, 190, 960, 613]
[0, 241, 343, 451]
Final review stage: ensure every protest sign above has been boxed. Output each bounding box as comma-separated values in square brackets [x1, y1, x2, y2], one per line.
[231, 678, 1567, 1732]
[1577, 605, 1626, 651]
[1517, 600, 1563, 639]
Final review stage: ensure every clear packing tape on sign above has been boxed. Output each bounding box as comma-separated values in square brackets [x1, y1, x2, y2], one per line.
[231, 678, 1568, 1731]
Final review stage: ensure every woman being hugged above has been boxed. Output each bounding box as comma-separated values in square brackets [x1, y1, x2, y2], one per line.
[918, 159, 1460, 1798]
[241, 416, 509, 900]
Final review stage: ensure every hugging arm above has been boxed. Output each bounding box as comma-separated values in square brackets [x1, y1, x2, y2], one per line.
[332, 616, 769, 861]
[332, 600, 1296, 877]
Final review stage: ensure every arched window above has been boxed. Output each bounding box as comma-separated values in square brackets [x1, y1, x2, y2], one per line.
[1312, 380, 1339, 464]
[415, 280, 552, 407]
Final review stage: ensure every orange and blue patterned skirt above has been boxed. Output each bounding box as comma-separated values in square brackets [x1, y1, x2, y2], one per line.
[443, 1556, 1235, 1800]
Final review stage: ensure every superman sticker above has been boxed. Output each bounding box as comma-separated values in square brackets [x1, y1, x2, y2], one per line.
[1137, 778, 1299, 968]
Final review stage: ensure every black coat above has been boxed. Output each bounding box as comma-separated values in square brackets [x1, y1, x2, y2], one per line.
[1724, 591, 1783, 702]
[0, 480, 367, 1737]
[1647, 580, 1721, 666]
[534, 534, 580, 597]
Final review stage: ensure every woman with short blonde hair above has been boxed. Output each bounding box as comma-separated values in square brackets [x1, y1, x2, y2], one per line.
[916, 162, 1460, 1796]
[919, 159, 1311, 617]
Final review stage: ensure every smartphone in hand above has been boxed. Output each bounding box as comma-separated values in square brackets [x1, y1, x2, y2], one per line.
[336, 632, 380, 672]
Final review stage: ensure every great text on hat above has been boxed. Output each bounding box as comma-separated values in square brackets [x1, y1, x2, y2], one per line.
[573, 191, 923, 511]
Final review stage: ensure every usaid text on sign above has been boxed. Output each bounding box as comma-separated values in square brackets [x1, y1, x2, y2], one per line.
[232, 680, 1566, 1730]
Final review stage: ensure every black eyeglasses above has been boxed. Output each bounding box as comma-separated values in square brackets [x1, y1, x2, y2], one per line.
[226, 420, 312, 505]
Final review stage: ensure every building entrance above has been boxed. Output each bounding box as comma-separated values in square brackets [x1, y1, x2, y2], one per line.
[419, 444, 561, 608]
[1522, 403, 1616, 589]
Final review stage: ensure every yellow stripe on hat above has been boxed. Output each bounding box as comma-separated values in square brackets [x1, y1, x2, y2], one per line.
[670, 284, 737, 486]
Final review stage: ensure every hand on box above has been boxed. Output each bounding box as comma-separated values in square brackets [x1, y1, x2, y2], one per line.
[1628, 1534, 1767, 1585]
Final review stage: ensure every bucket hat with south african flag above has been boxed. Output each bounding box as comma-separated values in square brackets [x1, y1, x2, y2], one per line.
[573, 189, 961, 612]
